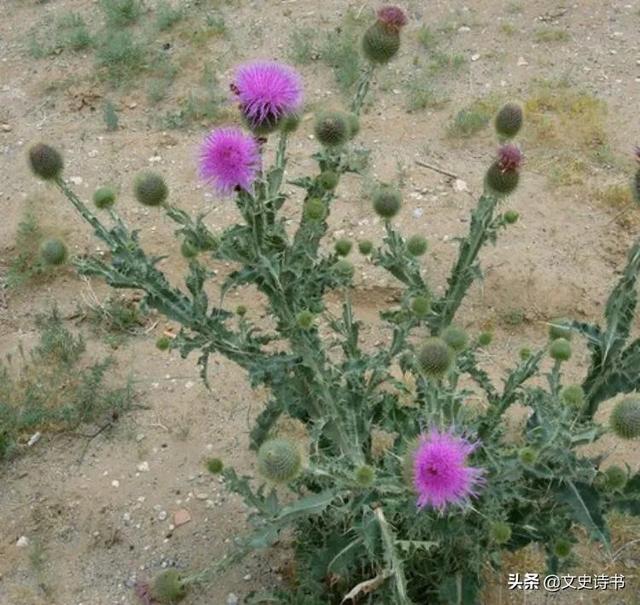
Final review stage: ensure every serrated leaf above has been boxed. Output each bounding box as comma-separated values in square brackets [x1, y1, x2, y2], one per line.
[556, 481, 610, 547]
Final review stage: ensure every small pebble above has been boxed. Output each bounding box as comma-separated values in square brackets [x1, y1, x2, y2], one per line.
[16, 536, 30, 548]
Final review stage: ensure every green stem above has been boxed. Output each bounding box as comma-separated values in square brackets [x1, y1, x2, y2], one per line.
[351, 63, 375, 116]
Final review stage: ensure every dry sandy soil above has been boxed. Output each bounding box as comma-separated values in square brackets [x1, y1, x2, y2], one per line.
[2, 0, 640, 604]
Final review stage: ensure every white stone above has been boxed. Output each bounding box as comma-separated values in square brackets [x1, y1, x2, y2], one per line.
[137, 461, 150, 472]
[16, 536, 29, 548]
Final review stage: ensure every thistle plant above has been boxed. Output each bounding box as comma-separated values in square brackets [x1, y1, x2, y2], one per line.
[26, 5, 640, 604]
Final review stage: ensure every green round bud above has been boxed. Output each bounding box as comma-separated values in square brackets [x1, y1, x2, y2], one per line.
[257, 438, 302, 484]
[134, 172, 168, 207]
[441, 325, 468, 353]
[236, 305, 247, 317]
[561, 385, 584, 409]
[347, 113, 360, 138]
[296, 310, 314, 329]
[206, 457, 224, 474]
[372, 186, 402, 219]
[604, 465, 627, 491]
[610, 397, 640, 439]
[518, 447, 537, 466]
[553, 539, 572, 559]
[156, 336, 171, 351]
[333, 259, 354, 279]
[304, 198, 326, 221]
[495, 103, 523, 139]
[417, 337, 453, 378]
[478, 332, 493, 346]
[150, 569, 187, 603]
[549, 318, 573, 341]
[486, 162, 519, 195]
[489, 521, 512, 545]
[504, 210, 519, 224]
[40, 238, 67, 266]
[180, 238, 199, 259]
[28, 143, 63, 180]
[318, 171, 339, 191]
[334, 238, 353, 256]
[280, 113, 301, 134]
[406, 235, 428, 256]
[519, 347, 532, 361]
[411, 295, 430, 317]
[93, 186, 116, 209]
[550, 338, 571, 362]
[362, 22, 401, 64]
[314, 112, 350, 147]
[355, 464, 376, 487]
[358, 240, 373, 255]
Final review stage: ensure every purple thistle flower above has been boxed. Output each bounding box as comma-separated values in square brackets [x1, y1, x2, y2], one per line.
[199, 128, 261, 195]
[233, 61, 303, 131]
[377, 6, 408, 31]
[497, 143, 524, 172]
[412, 428, 484, 510]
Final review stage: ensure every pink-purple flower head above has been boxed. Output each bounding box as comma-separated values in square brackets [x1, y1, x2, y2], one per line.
[199, 127, 261, 196]
[377, 6, 408, 31]
[411, 428, 484, 511]
[233, 61, 303, 134]
[497, 143, 524, 172]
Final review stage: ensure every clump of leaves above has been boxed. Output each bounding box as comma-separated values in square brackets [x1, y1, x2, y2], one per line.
[95, 30, 146, 84]
[447, 97, 499, 138]
[103, 99, 119, 131]
[155, 1, 184, 32]
[0, 308, 133, 461]
[288, 27, 317, 65]
[100, 0, 142, 27]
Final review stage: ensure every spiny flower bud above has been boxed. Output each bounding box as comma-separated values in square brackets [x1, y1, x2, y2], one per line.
[610, 397, 640, 439]
[40, 238, 67, 266]
[319, 170, 339, 191]
[486, 144, 523, 196]
[518, 447, 537, 466]
[257, 438, 302, 483]
[553, 539, 572, 559]
[495, 103, 523, 139]
[604, 465, 627, 491]
[93, 186, 116, 209]
[362, 7, 407, 65]
[206, 458, 224, 474]
[236, 305, 247, 316]
[280, 113, 301, 134]
[504, 210, 519, 224]
[441, 325, 468, 353]
[355, 464, 376, 487]
[347, 113, 360, 139]
[549, 337, 571, 362]
[372, 185, 402, 219]
[478, 332, 493, 346]
[411, 295, 430, 317]
[358, 239, 373, 255]
[181, 238, 199, 259]
[314, 112, 350, 147]
[489, 521, 512, 544]
[150, 569, 187, 603]
[333, 259, 354, 278]
[296, 310, 314, 329]
[561, 384, 584, 409]
[549, 317, 573, 341]
[156, 336, 171, 351]
[134, 172, 168, 207]
[417, 337, 453, 379]
[406, 235, 428, 256]
[334, 238, 352, 256]
[304, 198, 326, 221]
[519, 347, 532, 361]
[28, 143, 63, 180]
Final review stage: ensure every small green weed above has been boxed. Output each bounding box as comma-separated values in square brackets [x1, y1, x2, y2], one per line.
[100, 0, 142, 27]
[417, 26, 438, 50]
[0, 308, 133, 462]
[155, 1, 184, 32]
[288, 27, 317, 65]
[534, 27, 570, 43]
[447, 97, 499, 138]
[56, 12, 92, 51]
[103, 100, 119, 131]
[95, 30, 146, 84]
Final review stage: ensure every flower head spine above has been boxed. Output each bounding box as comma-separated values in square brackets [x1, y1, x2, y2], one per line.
[199, 128, 261, 195]
[412, 428, 484, 510]
[233, 61, 303, 131]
